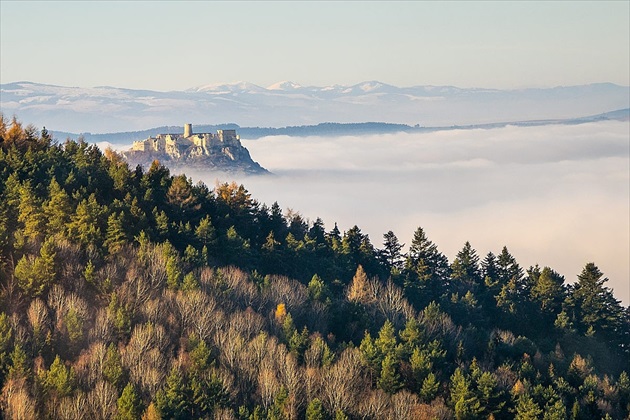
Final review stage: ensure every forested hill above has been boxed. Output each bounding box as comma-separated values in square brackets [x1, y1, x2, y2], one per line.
[0, 115, 629, 419]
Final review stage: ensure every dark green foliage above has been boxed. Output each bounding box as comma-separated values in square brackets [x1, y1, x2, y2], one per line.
[377, 353, 402, 393]
[380, 230, 404, 275]
[7, 344, 29, 380]
[404, 227, 450, 307]
[156, 367, 189, 419]
[306, 398, 326, 420]
[104, 343, 125, 389]
[514, 393, 542, 420]
[566, 263, 625, 340]
[14, 236, 56, 296]
[117, 382, 142, 420]
[449, 368, 482, 419]
[41, 355, 74, 397]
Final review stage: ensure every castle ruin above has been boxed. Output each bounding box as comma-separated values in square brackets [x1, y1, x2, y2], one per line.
[130, 124, 241, 159]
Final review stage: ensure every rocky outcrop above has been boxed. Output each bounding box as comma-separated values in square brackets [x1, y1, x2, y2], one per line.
[123, 125, 269, 175]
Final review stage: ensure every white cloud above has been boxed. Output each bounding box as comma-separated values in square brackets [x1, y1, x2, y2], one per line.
[189, 121, 629, 304]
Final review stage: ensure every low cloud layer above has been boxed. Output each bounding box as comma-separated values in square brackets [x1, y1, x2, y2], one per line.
[189, 121, 629, 304]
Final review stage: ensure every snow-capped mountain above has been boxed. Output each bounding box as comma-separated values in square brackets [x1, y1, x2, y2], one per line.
[266, 81, 304, 91]
[1, 80, 628, 133]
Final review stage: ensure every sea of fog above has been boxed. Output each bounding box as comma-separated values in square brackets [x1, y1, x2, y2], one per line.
[111, 121, 630, 304]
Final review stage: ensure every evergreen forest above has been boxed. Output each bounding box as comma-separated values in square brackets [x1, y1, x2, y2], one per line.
[0, 115, 628, 419]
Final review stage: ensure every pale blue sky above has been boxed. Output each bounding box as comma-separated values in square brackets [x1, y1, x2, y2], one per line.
[1, 1, 628, 90]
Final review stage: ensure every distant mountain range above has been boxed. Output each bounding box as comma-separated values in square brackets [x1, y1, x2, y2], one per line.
[1, 81, 628, 133]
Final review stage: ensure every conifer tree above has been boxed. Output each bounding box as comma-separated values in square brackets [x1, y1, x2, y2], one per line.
[449, 368, 482, 419]
[347, 265, 374, 305]
[514, 393, 542, 420]
[44, 177, 72, 237]
[306, 398, 326, 420]
[450, 241, 482, 292]
[420, 372, 440, 402]
[404, 227, 450, 306]
[117, 382, 142, 420]
[377, 353, 402, 393]
[14, 236, 56, 297]
[68, 194, 104, 248]
[104, 343, 125, 389]
[105, 211, 128, 255]
[42, 355, 74, 398]
[156, 367, 189, 419]
[380, 230, 404, 273]
[17, 180, 46, 242]
[566, 263, 624, 340]
[529, 266, 565, 315]
[195, 215, 217, 249]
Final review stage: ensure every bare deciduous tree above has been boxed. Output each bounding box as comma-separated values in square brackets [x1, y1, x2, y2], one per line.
[56, 392, 88, 420]
[390, 390, 420, 420]
[258, 367, 280, 410]
[376, 280, 415, 328]
[357, 389, 390, 420]
[89, 308, 112, 344]
[229, 308, 265, 341]
[27, 298, 50, 351]
[265, 275, 308, 318]
[321, 348, 366, 415]
[280, 353, 303, 420]
[87, 380, 117, 420]
[1, 379, 37, 420]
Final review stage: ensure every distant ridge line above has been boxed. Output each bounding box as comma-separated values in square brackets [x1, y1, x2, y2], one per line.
[49, 108, 630, 145]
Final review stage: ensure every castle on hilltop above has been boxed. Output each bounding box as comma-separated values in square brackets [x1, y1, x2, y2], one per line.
[130, 124, 241, 159]
[125, 123, 268, 174]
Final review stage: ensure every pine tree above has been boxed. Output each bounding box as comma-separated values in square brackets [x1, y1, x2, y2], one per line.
[450, 241, 482, 292]
[68, 194, 104, 248]
[42, 355, 74, 397]
[306, 398, 326, 420]
[195, 215, 217, 250]
[104, 343, 125, 388]
[380, 230, 404, 273]
[44, 177, 72, 236]
[117, 382, 142, 420]
[514, 393, 542, 420]
[156, 367, 189, 419]
[7, 344, 30, 380]
[420, 372, 440, 402]
[529, 266, 565, 315]
[17, 180, 46, 242]
[105, 211, 128, 255]
[0, 312, 12, 373]
[566, 263, 624, 341]
[375, 320, 397, 356]
[308, 274, 329, 302]
[449, 368, 482, 419]
[14, 236, 56, 297]
[377, 353, 402, 393]
[359, 332, 381, 381]
[399, 317, 422, 351]
[404, 226, 450, 306]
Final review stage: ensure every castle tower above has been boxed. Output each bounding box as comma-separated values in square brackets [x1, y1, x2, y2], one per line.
[184, 123, 193, 137]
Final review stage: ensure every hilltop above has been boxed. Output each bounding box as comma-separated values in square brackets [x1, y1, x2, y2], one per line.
[123, 124, 269, 175]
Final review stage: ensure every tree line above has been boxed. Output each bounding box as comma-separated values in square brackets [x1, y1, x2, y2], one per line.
[0, 115, 628, 419]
